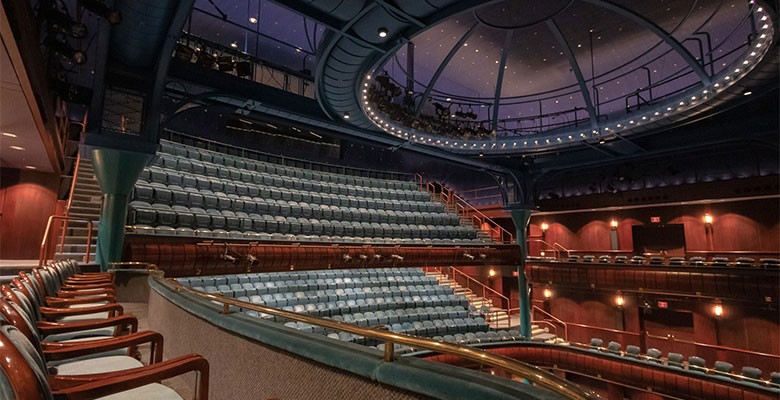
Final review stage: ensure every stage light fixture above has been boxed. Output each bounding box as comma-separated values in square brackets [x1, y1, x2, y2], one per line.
[45, 8, 87, 38]
[46, 37, 87, 64]
[80, 0, 122, 24]
[377, 27, 388, 38]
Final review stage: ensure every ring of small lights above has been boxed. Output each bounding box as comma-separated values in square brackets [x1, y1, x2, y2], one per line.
[358, 2, 776, 155]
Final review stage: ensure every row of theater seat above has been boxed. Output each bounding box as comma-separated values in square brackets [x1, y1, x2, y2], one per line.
[176, 268, 508, 346]
[143, 162, 428, 202]
[376, 330, 526, 355]
[0, 260, 209, 399]
[566, 254, 780, 268]
[128, 201, 476, 239]
[158, 140, 418, 191]
[589, 338, 780, 389]
[131, 182, 449, 218]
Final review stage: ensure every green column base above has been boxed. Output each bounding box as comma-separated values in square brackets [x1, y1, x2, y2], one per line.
[89, 146, 154, 271]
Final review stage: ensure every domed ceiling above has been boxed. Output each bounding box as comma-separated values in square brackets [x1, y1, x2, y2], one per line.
[348, 0, 775, 154]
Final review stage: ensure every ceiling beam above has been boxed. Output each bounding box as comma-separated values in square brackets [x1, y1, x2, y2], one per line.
[414, 23, 478, 116]
[491, 30, 514, 132]
[546, 19, 599, 131]
[583, 0, 712, 85]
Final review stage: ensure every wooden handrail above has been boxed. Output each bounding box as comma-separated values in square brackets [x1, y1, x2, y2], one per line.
[532, 306, 568, 340]
[39, 216, 93, 266]
[158, 276, 595, 399]
[552, 243, 570, 258]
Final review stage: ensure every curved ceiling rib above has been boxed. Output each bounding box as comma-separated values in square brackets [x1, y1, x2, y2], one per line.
[546, 19, 598, 131]
[414, 23, 479, 116]
[582, 0, 712, 85]
[492, 30, 514, 132]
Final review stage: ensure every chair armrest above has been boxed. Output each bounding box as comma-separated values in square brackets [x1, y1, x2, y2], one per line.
[60, 283, 115, 290]
[46, 295, 115, 307]
[56, 288, 116, 298]
[40, 303, 123, 320]
[44, 330, 163, 363]
[50, 354, 209, 400]
[38, 314, 138, 336]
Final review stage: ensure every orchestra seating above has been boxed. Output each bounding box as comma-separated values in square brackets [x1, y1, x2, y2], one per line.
[175, 267, 523, 353]
[127, 140, 486, 245]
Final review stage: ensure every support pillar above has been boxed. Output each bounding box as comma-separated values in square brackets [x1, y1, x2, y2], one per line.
[507, 204, 534, 339]
[89, 146, 154, 271]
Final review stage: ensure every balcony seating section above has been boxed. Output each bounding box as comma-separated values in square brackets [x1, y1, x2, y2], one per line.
[128, 140, 486, 245]
[427, 343, 780, 400]
[584, 337, 779, 392]
[177, 268, 514, 353]
[560, 254, 778, 268]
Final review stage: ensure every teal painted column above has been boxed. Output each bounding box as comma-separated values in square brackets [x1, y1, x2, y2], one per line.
[89, 147, 154, 271]
[507, 204, 534, 339]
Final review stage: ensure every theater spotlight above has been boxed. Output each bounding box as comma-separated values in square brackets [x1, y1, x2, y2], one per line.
[80, 0, 122, 24]
[45, 8, 87, 38]
[46, 37, 87, 64]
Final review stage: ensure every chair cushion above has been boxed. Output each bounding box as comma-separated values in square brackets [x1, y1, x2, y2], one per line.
[44, 327, 117, 342]
[55, 355, 143, 375]
[96, 383, 183, 400]
[58, 312, 111, 322]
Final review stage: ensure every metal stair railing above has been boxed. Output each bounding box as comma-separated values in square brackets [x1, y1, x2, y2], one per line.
[415, 174, 514, 244]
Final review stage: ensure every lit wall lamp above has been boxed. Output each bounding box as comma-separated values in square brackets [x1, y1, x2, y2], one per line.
[704, 213, 714, 226]
[615, 292, 625, 309]
[540, 222, 549, 233]
[488, 268, 496, 277]
[610, 219, 618, 230]
[713, 302, 724, 318]
[543, 288, 553, 299]
[610, 219, 619, 250]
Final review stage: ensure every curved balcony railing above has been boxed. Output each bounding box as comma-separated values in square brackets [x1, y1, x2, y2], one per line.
[155, 275, 595, 399]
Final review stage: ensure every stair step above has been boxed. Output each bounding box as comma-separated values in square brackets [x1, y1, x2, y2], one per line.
[532, 332, 557, 342]
[68, 206, 100, 215]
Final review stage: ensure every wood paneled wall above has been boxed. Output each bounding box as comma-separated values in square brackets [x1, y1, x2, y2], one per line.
[529, 198, 779, 253]
[0, 168, 60, 259]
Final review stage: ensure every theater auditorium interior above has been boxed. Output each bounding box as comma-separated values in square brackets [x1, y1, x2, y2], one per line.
[0, 0, 778, 398]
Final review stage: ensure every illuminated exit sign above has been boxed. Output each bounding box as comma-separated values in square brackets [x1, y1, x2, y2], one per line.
[650, 216, 661, 223]
[657, 301, 668, 309]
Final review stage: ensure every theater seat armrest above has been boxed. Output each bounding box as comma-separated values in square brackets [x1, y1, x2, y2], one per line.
[56, 289, 116, 298]
[46, 295, 116, 307]
[44, 330, 163, 363]
[50, 354, 210, 400]
[40, 303, 123, 320]
[38, 314, 138, 335]
[60, 282, 115, 290]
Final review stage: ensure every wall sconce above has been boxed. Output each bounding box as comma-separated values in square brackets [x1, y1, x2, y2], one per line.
[615, 293, 625, 308]
[543, 288, 552, 299]
[488, 268, 496, 277]
[713, 303, 724, 318]
[610, 219, 618, 230]
[541, 222, 549, 233]
[704, 213, 713, 225]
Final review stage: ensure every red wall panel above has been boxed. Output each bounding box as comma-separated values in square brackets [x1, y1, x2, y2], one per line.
[0, 168, 60, 259]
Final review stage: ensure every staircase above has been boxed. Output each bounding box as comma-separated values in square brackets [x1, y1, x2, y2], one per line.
[53, 157, 100, 262]
[426, 270, 511, 328]
[458, 215, 494, 243]
[427, 269, 569, 344]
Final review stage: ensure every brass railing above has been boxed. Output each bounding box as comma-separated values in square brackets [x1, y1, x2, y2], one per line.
[528, 238, 560, 259]
[157, 276, 594, 399]
[57, 152, 82, 255]
[39, 216, 93, 266]
[532, 306, 569, 341]
[415, 175, 513, 244]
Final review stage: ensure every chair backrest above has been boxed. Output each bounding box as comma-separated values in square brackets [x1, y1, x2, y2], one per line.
[688, 356, 706, 372]
[714, 361, 734, 373]
[742, 366, 762, 380]
[647, 348, 662, 360]
[607, 341, 621, 353]
[0, 322, 53, 399]
[625, 345, 640, 357]
[590, 338, 603, 348]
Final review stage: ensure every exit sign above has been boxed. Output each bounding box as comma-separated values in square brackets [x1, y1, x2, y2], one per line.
[657, 301, 668, 309]
[650, 216, 661, 223]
